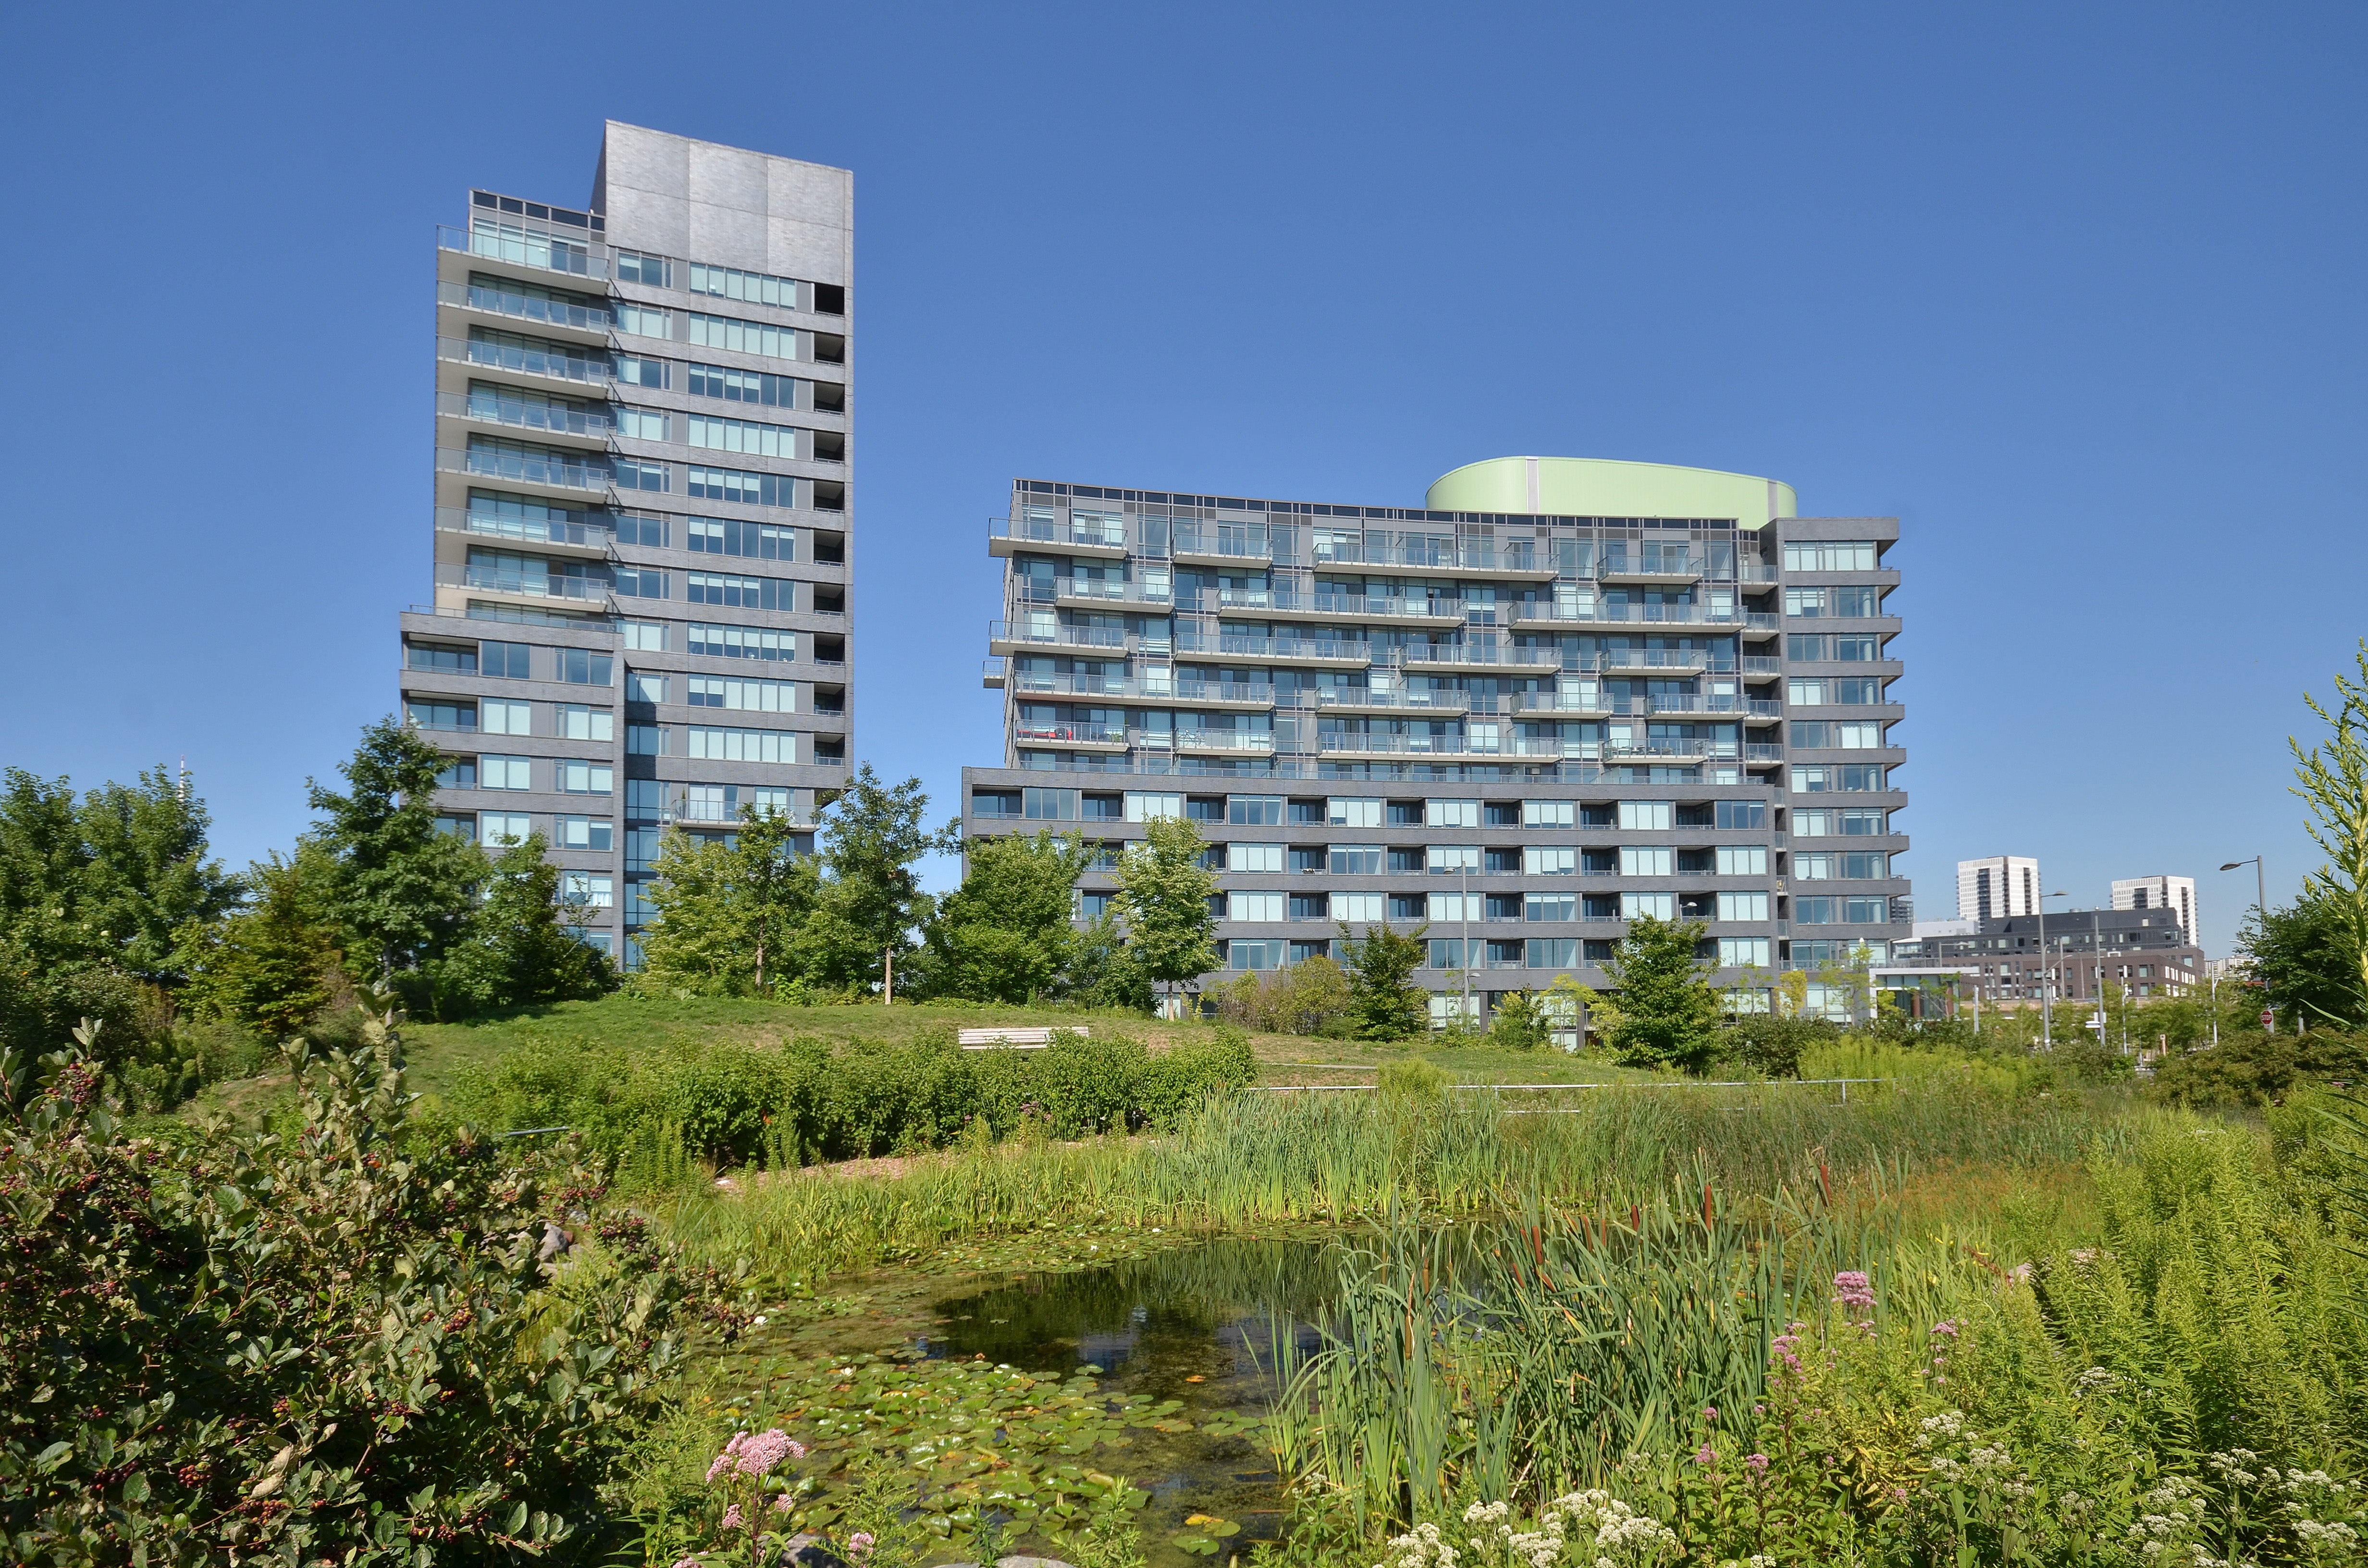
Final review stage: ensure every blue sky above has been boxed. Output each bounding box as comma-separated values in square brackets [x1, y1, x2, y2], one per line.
[3, 3, 2362, 956]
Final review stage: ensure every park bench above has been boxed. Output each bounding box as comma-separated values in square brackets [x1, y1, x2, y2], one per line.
[955, 1026, 1088, 1050]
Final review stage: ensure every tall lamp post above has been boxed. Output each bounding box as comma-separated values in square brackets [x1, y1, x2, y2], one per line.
[2037, 889, 2070, 1047]
[2220, 857, 2266, 1041]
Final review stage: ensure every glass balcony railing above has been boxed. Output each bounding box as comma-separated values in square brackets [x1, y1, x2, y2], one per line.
[1006, 671, 1276, 706]
[1314, 688, 1472, 712]
[1174, 632, 1370, 664]
[440, 389, 616, 440]
[991, 514, 1127, 550]
[1597, 552, 1709, 579]
[1170, 731, 1276, 753]
[437, 563, 610, 601]
[439, 222, 608, 280]
[440, 278, 614, 333]
[989, 621, 1153, 653]
[1014, 723, 1129, 747]
[435, 505, 615, 549]
[440, 334, 612, 386]
[440, 445, 611, 493]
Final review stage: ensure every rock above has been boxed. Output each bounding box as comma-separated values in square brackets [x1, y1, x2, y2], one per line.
[538, 1221, 571, 1263]
[998, 1557, 1081, 1568]
[776, 1535, 854, 1568]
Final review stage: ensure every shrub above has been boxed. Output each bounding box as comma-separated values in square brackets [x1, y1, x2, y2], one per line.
[1377, 1055, 1448, 1102]
[0, 1017, 693, 1561]
[1722, 1013, 1838, 1079]
[2154, 1028, 2368, 1106]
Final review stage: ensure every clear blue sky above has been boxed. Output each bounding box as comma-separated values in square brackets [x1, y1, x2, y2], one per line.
[4, 3, 2362, 957]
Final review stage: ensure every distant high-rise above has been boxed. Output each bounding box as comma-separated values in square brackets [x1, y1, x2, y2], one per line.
[1958, 856, 2040, 922]
[398, 122, 854, 967]
[961, 456, 1912, 1020]
[2112, 874, 2197, 948]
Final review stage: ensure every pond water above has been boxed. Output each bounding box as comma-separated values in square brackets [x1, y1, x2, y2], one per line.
[911, 1238, 1337, 1566]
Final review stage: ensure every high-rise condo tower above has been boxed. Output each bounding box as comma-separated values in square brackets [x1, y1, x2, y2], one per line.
[398, 122, 852, 966]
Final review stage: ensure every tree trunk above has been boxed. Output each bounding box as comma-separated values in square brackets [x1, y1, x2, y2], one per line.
[884, 946, 894, 1004]
[755, 939, 766, 994]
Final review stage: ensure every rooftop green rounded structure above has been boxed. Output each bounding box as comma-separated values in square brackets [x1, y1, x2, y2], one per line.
[1426, 456, 1797, 529]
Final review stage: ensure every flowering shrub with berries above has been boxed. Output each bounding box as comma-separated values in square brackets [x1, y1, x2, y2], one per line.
[0, 1015, 700, 1563]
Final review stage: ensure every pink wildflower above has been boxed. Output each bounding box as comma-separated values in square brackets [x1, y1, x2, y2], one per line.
[722, 1504, 746, 1530]
[736, 1429, 797, 1476]
[675, 1559, 702, 1568]
[775, 1493, 795, 1513]
[1832, 1270, 1876, 1310]
[1695, 1445, 1717, 1466]
[1930, 1319, 1959, 1338]
[848, 1532, 877, 1558]
[706, 1432, 748, 1484]
[1746, 1453, 1770, 1473]
[1702, 1406, 1718, 1422]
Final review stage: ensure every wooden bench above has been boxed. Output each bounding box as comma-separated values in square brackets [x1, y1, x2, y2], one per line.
[956, 1026, 1088, 1050]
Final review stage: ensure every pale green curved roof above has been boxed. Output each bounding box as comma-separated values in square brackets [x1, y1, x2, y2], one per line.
[1425, 456, 1795, 529]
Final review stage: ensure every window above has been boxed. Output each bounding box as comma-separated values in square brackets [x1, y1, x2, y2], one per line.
[1426, 799, 1479, 828]
[1429, 845, 1480, 873]
[1719, 937, 1772, 967]
[687, 516, 798, 560]
[1716, 846, 1767, 876]
[479, 811, 533, 846]
[559, 704, 613, 741]
[1485, 940, 1526, 968]
[1231, 843, 1284, 872]
[1289, 893, 1330, 921]
[689, 362, 805, 406]
[561, 871, 615, 907]
[1524, 846, 1577, 876]
[1715, 800, 1766, 831]
[1079, 891, 1114, 921]
[1125, 791, 1183, 821]
[613, 302, 669, 339]
[627, 674, 667, 703]
[1784, 588, 1829, 618]
[614, 353, 669, 388]
[1618, 800, 1672, 831]
[481, 754, 532, 791]
[686, 726, 798, 763]
[1429, 893, 1480, 922]
[435, 758, 478, 790]
[557, 649, 613, 686]
[435, 814, 475, 839]
[1790, 765, 1886, 793]
[1228, 939, 1286, 971]
[1522, 799, 1576, 827]
[689, 413, 809, 459]
[1717, 892, 1770, 922]
[1186, 797, 1226, 824]
[1228, 795, 1283, 825]
[1788, 678, 1825, 705]
[612, 565, 667, 599]
[1525, 894, 1577, 922]
[687, 466, 802, 509]
[621, 621, 666, 653]
[1622, 892, 1675, 920]
[1836, 678, 1882, 704]
[1793, 897, 1887, 924]
[687, 261, 803, 309]
[1289, 846, 1324, 872]
[1230, 891, 1285, 922]
[687, 311, 802, 361]
[1795, 852, 1889, 880]
[686, 571, 797, 611]
[1431, 993, 1481, 1026]
[556, 760, 612, 794]
[1327, 844, 1382, 874]
[1288, 799, 1326, 824]
[615, 407, 668, 442]
[1389, 847, 1428, 873]
[614, 250, 670, 286]
[687, 675, 798, 712]
[482, 640, 533, 678]
[1289, 940, 1331, 965]
[1334, 892, 1385, 924]
[1527, 938, 1578, 968]
[1021, 787, 1075, 821]
[627, 725, 666, 755]
[405, 699, 474, 733]
[556, 814, 612, 851]
[408, 641, 477, 674]
[1327, 797, 1382, 827]
[1621, 847, 1674, 876]
[1782, 540, 1876, 571]
[1792, 722, 1825, 748]
[688, 624, 795, 662]
[1429, 939, 1468, 970]
[1831, 587, 1880, 616]
[1390, 895, 1428, 921]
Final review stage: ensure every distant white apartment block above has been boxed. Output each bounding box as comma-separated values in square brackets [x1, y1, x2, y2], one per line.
[1957, 855, 2039, 921]
[2113, 875, 2197, 947]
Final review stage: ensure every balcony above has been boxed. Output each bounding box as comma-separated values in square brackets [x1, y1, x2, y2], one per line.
[1034, 580, 1172, 613]
[1170, 731, 1277, 757]
[1317, 733, 1572, 760]
[1597, 648, 1713, 675]
[1741, 655, 1783, 675]
[987, 620, 1152, 656]
[1308, 542, 1558, 582]
[1170, 533, 1283, 567]
[1514, 601, 1749, 627]
[438, 278, 614, 340]
[436, 563, 611, 604]
[989, 514, 1127, 559]
[1174, 632, 1370, 668]
[1007, 671, 1275, 709]
[434, 505, 613, 557]
[1597, 552, 1708, 585]
[437, 389, 615, 443]
[439, 445, 611, 495]
[983, 658, 1007, 689]
[1314, 688, 1473, 715]
[439, 222, 608, 281]
[1014, 724, 1130, 753]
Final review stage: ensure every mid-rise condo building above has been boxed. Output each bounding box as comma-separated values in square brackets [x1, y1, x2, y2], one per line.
[960, 456, 1910, 1020]
[396, 123, 853, 965]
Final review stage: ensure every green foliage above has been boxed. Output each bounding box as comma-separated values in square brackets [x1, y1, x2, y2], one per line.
[429, 833, 616, 1015]
[1376, 1055, 1448, 1101]
[0, 1016, 691, 1562]
[1484, 988, 1551, 1051]
[800, 764, 948, 997]
[1603, 914, 1723, 1072]
[1721, 1010, 1836, 1078]
[1060, 912, 1157, 1013]
[185, 843, 345, 1039]
[918, 828, 1091, 1002]
[1339, 923, 1429, 1041]
[1113, 815, 1220, 1002]
[305, 716, 487, 985]
[639, 809, 821, 997]
[2244, 890, 2363, 1032]
[2153, 1027, 2368, 1106]
[0, 764, 237, 984]
[1210, 955, 1355, 1036]
[2289, 637, 2368, 1025]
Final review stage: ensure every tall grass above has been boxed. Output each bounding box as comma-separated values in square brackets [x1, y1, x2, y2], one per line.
[659, 1074, 2118, 1284]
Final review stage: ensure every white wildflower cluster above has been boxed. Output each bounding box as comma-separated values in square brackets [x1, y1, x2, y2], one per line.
[1912, 1411, 2031, 1498]
[1446, 1492, 1678, 1568]
[2207, 1449, 2263, 1488]
[2072, 1366, 2121, 1397]
[1914, 1410, 1966, 1448]
[2124, 1475, 2204, 1561]
[1377, 1521, 1461, 1568]
[1715, 1558, 1777, 1568]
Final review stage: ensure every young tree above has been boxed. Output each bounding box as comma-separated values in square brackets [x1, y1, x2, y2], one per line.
[432, 833, 615, 1013]
[1113, 814, 1221, 1013]
[786, 766, 945, 1000]
[1338, 921, 1430, 1041]
[2289, 638, 2368, 1024]
[190, 845, 345, 1039]
[307, 718, 486, 984]
[1603, 914, 1723, 1073]
[2241, 892, 2359, 1030]
[918, 828, 1091, 1002]
[1060, 910, 1156, 1013]
[639, 810, 819, 996]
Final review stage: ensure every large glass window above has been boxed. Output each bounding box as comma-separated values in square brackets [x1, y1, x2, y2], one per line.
[1790, 765, 1885, 793]
[480, 755, 532, 791]
[556, 815, 612, 851]
[1229, 892, 1284, 921]
[405, 699, 473, 733]
[686, 466, 802, 509]
[688, 624, 794, 662]
[1717, 892, 1770, 921]
[1327, 845, 1383, 874]
[1527, 937, 1578, 968]
[1426, 799, 1479, 828]
[1326, 797, 1382, 827]
[1522, 799, 1575, 827]
[1525, 894, 1577, 922]
[479, 699, 530, 735]
[1230, 844, 1284, 873]
[1719, 937, 1771, 967]
[1524, 846, 1576, 875]
[559, 704, 613, 741]
[1333, 892, 1385, 924]
[688, 262, 803, 308]
[557, 760, 612, 795]
[687, 675, 798, 712]
[688, 414, 808, 459]
[685, 726, 799, 764]
[687, 312, 802, 361]
[1620, 847, 1674, 877]
[407, 640, 477, 674]
[687, 517, 797, 560]
[557, 649, 613, 686]
[1622, 892, 1675, 920]
[689, 362, 805, 405]
[479, 811, 532, 846]
[686, 572, 797, 612]
[1782, 540, 1876, 571]
[1795, 852, 1890, 880]
[1716, 846, 1767, 876]
[1618, 800, 1673, 831]
[1228, 795, 1284, 825]
[1124, 792, 1183, 822]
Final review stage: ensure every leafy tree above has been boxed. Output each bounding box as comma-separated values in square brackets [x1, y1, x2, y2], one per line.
[2244, 892, 2361, 1031]
[189, 844, 345, 1038]
[640, 810, 820, 996]
[789, 766, 945, 999]
[1486, 988, 1552, 1050]
[2289, 638, 2368, 1025]
[1339, 922, 1429, 1041]
[0, 765, 237, 983]
[1059, 911, 1156, 1012]
[307, 718, 485, 984]
[432, 833, 615, 1014]
[1113, 815, 1221, 1011]
[919, 828, 1091, 1002]
[1603, 914, 1723, 1072]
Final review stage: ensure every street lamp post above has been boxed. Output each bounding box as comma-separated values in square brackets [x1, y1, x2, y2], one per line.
[2219, 857, 2265, 1047]
[2037, 890, 2070, 1047]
